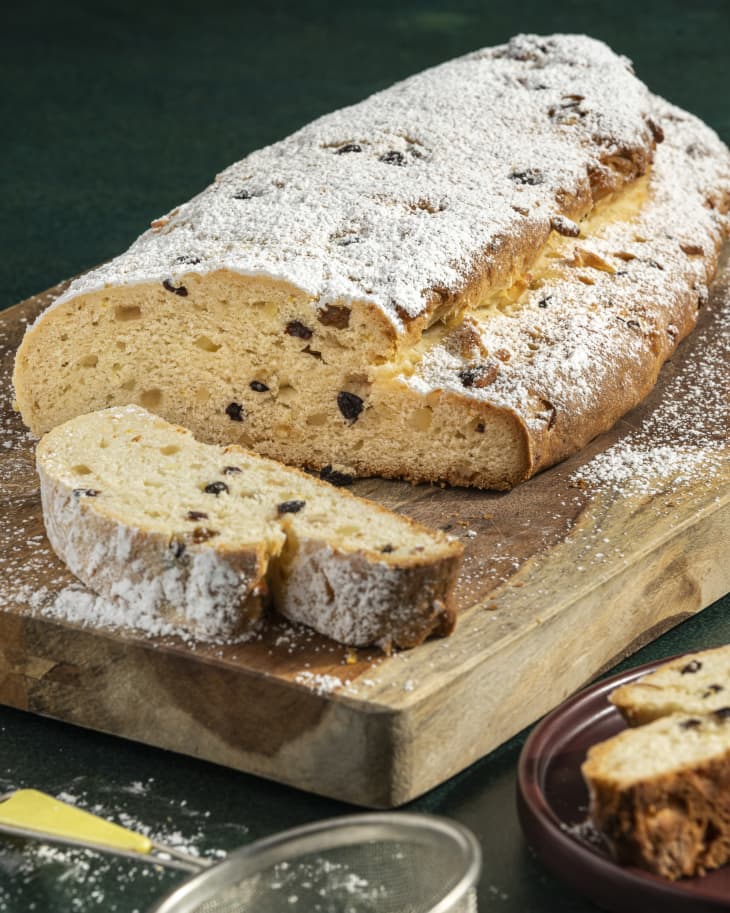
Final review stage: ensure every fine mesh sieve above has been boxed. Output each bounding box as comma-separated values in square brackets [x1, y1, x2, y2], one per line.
[149, 813, 481, 913]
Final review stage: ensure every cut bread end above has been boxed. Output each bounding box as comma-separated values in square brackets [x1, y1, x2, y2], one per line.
[36, 405, 462, 649]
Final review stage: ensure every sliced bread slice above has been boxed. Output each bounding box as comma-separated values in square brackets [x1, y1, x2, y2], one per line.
[582, 709, 730, 879]
[36, 405, 462, 648]
[610, 646, 730, 726]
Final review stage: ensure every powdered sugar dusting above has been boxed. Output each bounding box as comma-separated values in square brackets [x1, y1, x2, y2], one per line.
[44, 583, 236, 644]
[294, 671, 344, 695]
[408, 96, 730, 477]
[571, 276, 730, 494]
[45, 34, 657, 329]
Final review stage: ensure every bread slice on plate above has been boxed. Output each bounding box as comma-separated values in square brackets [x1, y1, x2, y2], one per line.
[610, 645, 730, 725]
[582, 709, 730, 879]
[36, 405, 462, 648]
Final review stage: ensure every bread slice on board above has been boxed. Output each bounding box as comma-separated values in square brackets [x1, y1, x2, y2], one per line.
[14, 34, 730, 488]
[36, 405, 462, 649]
[582, 709, 730, 879]
[610, 645, 730, 726]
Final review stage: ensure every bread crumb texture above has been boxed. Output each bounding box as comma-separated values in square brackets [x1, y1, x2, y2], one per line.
[611, 645, 730, 725]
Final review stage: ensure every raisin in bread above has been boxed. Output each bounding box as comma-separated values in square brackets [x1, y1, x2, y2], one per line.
[36, 405, 462, 648]
[13, 35, 730, 488]
[610, 646, 730, 726]
[582, 709, 730, 879]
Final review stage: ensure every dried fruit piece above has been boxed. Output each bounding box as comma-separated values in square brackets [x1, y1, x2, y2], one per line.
[186, 510, 209, 521]
[249, 380, 269, 393]
[225, 402, 245, 421]
[380, 544, 395, 553]
[680, 242, 704, 256]
[681, 660, 702, 674]
[550, 215, 580, 237]
[335, 143, 362, 154]
[170, 538, 186, 559]
[679, 718, 702, 730]
[162, 279, 188, 296]
[509, 168, 544, 185]
[319, 465, 354, 486]
[379, 150, 406, 165]
[646, 116, 665, 143]
[222, 466, 242, 475]
[286, 320, 313, 340]
[539, 399, 558, 430]
[175, 254, 201, 265]
[703, 684, 725, 698]
[233, 189, 252, 200]
[191, 527, 220, 543]
[714, 707, 730, 720]
[204, 481, 229, 496]
[317, 305, 351, 329]
[337, 391, 364, 421]
[277, 500, 306, 514]
[457, 364, 499, 389]
[73, 488, 100, 498]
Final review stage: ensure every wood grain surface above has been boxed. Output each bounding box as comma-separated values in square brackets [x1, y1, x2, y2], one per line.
[0, 258, 728, 807]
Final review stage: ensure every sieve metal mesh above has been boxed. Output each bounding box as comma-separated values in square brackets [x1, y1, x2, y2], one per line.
[150, 815, 480, 913]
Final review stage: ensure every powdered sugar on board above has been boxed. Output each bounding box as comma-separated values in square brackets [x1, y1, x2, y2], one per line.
[43, 34, 658, 330]
[570, 283, 730, 496]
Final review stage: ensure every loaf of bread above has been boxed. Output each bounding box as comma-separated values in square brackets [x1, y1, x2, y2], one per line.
[13, 34, 730, 488]
[611, 646, 730, 726]
[582, 709, 730, 879]
[36, 405, 462, 648]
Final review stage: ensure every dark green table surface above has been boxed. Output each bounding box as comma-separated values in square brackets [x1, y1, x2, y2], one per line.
[2, 1, 729, 910]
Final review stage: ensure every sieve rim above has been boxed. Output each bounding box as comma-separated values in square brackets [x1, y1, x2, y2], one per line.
[149, 812, 481, 913]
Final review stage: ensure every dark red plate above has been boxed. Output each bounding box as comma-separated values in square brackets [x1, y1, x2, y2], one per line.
[517, 655, 730, 913]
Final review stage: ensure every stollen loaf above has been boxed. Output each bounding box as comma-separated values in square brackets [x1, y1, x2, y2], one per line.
[14, 34, 730, 488]
[36, 405, 462, 648]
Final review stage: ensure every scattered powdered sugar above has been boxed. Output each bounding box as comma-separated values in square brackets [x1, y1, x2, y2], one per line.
[294, 671, 344, 695]
[571, 266, 730, 494]
[44, 34, 657, 330]
[573, 445, 720, 495]
[0, 776, 234, 913]
[254, 857, 393, 912]
[560, 818, 610, 853]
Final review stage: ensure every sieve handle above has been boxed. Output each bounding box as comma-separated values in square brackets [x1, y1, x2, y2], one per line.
[0, 789, 212, 874]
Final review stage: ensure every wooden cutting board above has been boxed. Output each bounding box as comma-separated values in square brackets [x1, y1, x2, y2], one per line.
[0, 259, 728, 808]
